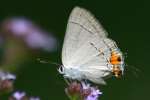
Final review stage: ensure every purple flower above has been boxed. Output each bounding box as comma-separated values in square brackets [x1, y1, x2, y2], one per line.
[25, 30, 57, 52]
[65, 81, 102, 100]
[81, 82, 102, 100]
[7, 18, 32, 36]
[1, 17, 57, 52]
[85, 87, 102, 100]
[12, 91, 26, 100]
[9, 91, 40, 100]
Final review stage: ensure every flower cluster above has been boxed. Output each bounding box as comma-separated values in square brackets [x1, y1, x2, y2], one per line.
[1, 17, 57, 52]
[0, 71, 40, 99]
[65, 81, 102, 100]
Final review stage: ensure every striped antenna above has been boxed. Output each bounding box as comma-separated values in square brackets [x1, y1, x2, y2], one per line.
[36, 58, 61, 67]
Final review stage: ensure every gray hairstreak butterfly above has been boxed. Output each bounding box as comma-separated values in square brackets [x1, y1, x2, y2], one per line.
[59, 7, 124, 85]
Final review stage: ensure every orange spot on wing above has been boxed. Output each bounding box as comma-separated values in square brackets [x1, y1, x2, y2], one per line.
[110, 52, 121, 65]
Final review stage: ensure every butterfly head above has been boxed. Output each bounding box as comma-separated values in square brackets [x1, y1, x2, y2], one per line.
[58, 65, 84, 80]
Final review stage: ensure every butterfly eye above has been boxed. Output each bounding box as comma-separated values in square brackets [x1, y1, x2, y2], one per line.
[58, 66, 64, 74]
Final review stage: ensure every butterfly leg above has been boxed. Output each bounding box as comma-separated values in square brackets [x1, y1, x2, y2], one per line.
[64, 77, 74, 85]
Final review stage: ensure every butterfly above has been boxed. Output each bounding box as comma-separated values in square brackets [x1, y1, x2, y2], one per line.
[58, 7, 124, 85]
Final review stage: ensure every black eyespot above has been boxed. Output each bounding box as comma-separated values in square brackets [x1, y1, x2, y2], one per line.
[118, 71, 122, 75]
[112, 72, 115, 75]
[117, 57, 121, 61]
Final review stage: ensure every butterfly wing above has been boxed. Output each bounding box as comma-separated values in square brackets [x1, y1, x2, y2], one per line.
[62, 7, 108, 66]
[62, 7, 119, 84]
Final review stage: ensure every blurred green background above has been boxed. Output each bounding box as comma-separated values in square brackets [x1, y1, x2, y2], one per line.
[0, 0, 150, 100]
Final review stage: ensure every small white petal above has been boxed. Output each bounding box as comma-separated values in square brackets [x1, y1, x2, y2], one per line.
[81, 81, 90, 89]
[0, 71, 16, 80]
[30, 97, 40, 100]
[13, 91, 26, 100]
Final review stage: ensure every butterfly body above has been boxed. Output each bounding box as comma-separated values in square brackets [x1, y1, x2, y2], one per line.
[62, 66, 84, 80]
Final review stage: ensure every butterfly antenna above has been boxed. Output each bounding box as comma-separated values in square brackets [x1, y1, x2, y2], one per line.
[125, 64, 142, 78]
[37, 58, 61, 67]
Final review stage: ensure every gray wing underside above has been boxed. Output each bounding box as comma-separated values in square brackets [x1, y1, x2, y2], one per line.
[62, 7, 111, 67]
